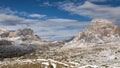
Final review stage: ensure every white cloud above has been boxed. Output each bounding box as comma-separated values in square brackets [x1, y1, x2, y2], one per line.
[29, 14, 46, 18]
[0, 14, 24, 22]
[59, 1, 120, 23]
[40, 1, 53, 7]
[87, 0, 107, 2]
[0, 7, 17, 14]
[0, 6, 89, 41]
[0, 13, 87, 41]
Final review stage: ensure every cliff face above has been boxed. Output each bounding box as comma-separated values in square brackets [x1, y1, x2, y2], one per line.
[0, 28, 41, 41]
[0, 28, 41, 58]
[66, 19, 120, 46]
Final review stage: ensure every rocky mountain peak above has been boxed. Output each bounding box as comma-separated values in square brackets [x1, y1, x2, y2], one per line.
[84, 18, 116, 36]
[16, 28, 34, 36]
[91, 18, 113, 25]
[66, 19, 120, 46]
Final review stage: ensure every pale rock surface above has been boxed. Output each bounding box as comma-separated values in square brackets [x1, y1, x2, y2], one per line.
[65, 18, 120, 47]
[60, 19, 120, 67]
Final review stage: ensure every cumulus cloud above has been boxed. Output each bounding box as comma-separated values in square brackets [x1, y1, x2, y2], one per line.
[0, 6, 89, 41]
[0, 13, 86, 41]
[59, 1, 120, 23]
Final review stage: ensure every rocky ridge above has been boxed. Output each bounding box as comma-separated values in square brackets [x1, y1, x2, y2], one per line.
[65, 19, 120, 47]
[0, 28, 41, 58]
[58, 19, 120, 67]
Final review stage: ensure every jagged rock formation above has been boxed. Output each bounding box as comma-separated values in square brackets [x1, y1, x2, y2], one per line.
[15, 28, 40, 41]
[0, 28, 41, 58]
[66, 19, 120, 47]
[0, 28, 41, 41]
[16, 28, 34, 36]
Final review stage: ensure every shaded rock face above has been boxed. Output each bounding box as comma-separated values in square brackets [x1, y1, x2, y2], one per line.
[16, 28, 34, 36]
[0, 28, 41, 58]
[0, 28, 9, 38]
[0, 40, 12, 46]
[68, 19, 120, 45]
[0, 28, 41, 41]
[0, 32, 9, 38]
[21, 35, 41, 41]
[0, 44, 37, 58]
[16, 28, 41, 41]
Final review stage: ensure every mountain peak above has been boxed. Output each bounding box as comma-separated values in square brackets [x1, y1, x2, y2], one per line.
[91, 18, 113, 25]
[65, 19, 120, 47]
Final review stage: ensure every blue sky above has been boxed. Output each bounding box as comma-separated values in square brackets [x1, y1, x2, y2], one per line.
[0, 0, 120, 41]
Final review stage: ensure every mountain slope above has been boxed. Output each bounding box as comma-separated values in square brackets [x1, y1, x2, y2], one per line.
[65, 19, 120, 47]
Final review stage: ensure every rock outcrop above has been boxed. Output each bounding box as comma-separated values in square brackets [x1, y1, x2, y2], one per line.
[66, 19, 120, 46]
[0, 28, 41, 58]
[16, 28, 34, 36]
[0, 28, 41, 41]
[16, 28, 41, 41]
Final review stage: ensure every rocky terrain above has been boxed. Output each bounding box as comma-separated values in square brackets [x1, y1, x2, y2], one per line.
[0, 19, 120, 68]
[61, 19, 120, 67]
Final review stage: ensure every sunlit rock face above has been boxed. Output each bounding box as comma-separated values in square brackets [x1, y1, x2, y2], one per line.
[0, 40, 12, 46]
[16, 28, 34, 36]
[0, 28, 7, 34]
[66, 19, 120, 46]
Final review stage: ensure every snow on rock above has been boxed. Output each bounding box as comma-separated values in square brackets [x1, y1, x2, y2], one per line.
[0, 58, 101, 68]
